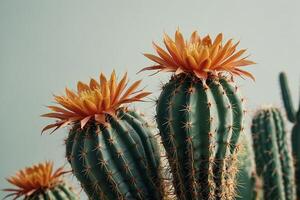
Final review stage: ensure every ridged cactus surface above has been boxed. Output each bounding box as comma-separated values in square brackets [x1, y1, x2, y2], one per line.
[236, 134, 259, 200]
[156, 74, 245, 200]
[24, 185, 78, 200]
[251, 107, 296, 200]
[279, 72, 300, 198]
[66, 109, 164, 200]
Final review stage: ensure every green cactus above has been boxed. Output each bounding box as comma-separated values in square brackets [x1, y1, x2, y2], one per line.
[3, 161, 79, 200]
[66, 109, 164, 200]
[251, 107, 296, 200]
[22, 185, 78, 200]
[42, 71, 165, 200]
[236, 133, 261, 200]
[279, 71, 300, 198]
[155, 74, 245, 200]
[140, 28, 255, 200]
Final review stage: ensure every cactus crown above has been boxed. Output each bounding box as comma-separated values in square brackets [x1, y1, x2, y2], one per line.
[141, 29, 255, 80]
[3, 161, 66, 199]
[42, 71, 150, 133]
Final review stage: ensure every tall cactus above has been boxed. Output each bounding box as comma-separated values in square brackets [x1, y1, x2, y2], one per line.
[251, 107, 296, 200]
[141, 29, 255, 200]
[3, 161, 78, 200]
[279, 71, 300, 198]
[42, 71, 164, 200]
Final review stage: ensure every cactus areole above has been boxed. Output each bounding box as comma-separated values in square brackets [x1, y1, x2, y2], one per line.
[141, 30, 255, 200]
[42, 72, 164, 200]
[3, 161, 78, 200]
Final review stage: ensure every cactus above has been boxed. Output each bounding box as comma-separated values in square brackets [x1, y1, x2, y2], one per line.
[3, 161, 78, 200]
[141, 30, 255, 200]
[66, 108, 163, 200]
[42, 71, 164, 200]
[236, 133, 259, 200]
[279, 71, 300, 198]
[155, 74, 244, 200]
[251, 107, 296, 200]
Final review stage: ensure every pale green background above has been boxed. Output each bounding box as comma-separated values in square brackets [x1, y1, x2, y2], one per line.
[1, 0, 300, 199]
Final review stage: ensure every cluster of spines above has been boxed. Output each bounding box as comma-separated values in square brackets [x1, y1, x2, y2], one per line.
[279, 72, 300, 198]
[251, 107, 296, 200]
[156, 74, 245, 200]
[65, 110, 164, 200]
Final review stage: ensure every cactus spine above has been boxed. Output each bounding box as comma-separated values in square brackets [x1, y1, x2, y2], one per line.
[251, 107, 296, 200]
[279, 72, 300, 198]
[66, 109, 164, 200]
[156, 74, 244, 200]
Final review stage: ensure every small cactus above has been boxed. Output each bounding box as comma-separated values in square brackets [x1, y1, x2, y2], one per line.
[251, 107, 296, 200]
[279, 71, 300, 198]
[3, 161, 78, 200]
[142, 29, 255, 200]
[42, 71, 164, 200]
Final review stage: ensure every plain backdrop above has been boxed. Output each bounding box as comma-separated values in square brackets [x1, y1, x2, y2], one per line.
[1, 0, 300, 199]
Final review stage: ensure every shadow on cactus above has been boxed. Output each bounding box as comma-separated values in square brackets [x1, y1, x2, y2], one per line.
[141, 29, 255, 200]
[3, 161, 78, 200]
[42, 71, 165, 200]
[279, 72, 300, 199]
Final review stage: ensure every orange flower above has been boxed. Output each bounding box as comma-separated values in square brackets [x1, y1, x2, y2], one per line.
[42, 71, 150, 133]
[3, 161, 66, 199]
[141, 29, 255, 80]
